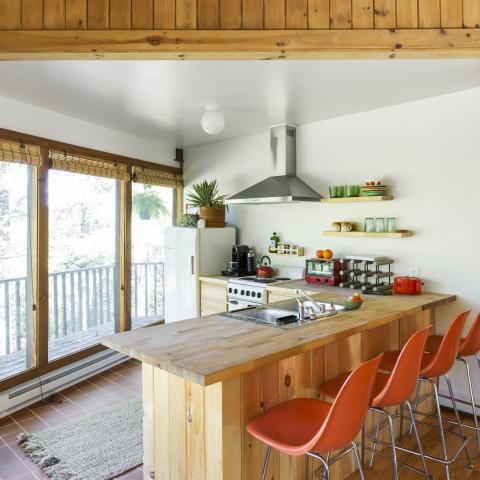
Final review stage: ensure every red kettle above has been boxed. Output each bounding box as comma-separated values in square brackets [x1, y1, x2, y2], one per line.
[257, 256, 274, 278]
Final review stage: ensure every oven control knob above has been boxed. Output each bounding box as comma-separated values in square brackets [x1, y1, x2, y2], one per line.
[228, 287, 232, 293]
[241, 290, 245, 295]
[257, 292, 262, 299]
[234, 288, 238, 294]
[246, 291, 250, 296]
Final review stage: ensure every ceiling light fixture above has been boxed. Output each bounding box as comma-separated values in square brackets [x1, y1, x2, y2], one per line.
[201, 104, 225, 135]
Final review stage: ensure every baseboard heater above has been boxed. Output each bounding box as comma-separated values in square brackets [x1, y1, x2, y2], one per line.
[0, 349, 129, 418]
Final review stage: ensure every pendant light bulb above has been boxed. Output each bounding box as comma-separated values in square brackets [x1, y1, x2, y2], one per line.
[201, 104, 225, 135]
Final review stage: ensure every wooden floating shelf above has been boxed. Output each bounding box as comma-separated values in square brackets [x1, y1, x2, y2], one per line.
[321, 195, 393, 203]
[323, 230, 413, 238]
[268, 247, 305, 256]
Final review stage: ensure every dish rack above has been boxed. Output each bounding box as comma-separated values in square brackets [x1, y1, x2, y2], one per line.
[338, 255, 394, 295]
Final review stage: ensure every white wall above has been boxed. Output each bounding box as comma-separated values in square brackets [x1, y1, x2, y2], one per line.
[185, 87, 480, 404]
[0, 95, 177, 166]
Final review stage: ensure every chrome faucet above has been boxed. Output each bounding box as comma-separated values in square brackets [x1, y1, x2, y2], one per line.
[295, 289, 325, 323]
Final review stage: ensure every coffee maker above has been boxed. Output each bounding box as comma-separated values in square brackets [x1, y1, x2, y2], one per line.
[222, 245, 256, 277]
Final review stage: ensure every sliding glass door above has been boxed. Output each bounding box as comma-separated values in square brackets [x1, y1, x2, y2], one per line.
[0, 162, 33, 380]
[131, 183, 174, 329]
[48, 170, 120, 361]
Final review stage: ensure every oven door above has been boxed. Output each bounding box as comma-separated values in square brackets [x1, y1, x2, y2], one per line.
[228, 299, 259, 312]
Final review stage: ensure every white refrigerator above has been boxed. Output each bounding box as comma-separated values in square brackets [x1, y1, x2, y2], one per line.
[164, 227, 235, 323]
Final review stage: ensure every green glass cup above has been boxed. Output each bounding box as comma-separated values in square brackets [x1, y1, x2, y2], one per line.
[329, 186, 338, 198]
[346, 185, 360, 197]
[365, 218, 375, 232]
[336, 185, 345, 197]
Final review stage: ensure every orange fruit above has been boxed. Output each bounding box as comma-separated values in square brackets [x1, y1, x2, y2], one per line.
[323, 249, 333, 259]
[316, 250, 324, 258]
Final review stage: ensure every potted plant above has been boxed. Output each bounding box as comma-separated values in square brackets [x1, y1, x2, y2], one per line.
[133, 186, 169, 220]
[186, 180, 227, 227]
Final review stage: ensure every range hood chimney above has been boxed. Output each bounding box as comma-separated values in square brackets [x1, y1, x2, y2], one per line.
[226, 125, 323, 204]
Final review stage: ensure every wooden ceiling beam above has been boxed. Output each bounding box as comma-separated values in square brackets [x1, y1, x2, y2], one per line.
[0, 29, 479, 59]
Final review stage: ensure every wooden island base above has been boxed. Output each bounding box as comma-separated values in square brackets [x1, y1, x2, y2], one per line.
[141, 310, 435, 480]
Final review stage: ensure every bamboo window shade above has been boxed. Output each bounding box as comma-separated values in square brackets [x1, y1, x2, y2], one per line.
[132, 166, 183, 188]
[49, 150, 130, 181]
[0, 139, 42, 166]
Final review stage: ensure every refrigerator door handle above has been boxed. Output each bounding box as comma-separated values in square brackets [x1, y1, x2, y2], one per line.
[191, 255, 195, 275]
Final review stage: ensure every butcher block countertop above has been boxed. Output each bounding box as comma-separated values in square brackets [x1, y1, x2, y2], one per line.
[103, 288, 455, 386]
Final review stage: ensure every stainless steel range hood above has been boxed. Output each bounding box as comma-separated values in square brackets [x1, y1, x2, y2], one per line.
[226, 125, 322, 204]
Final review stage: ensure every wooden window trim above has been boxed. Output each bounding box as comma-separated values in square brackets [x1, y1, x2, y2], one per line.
[0, 128, 179, 393]
[0, 127, 182, 176]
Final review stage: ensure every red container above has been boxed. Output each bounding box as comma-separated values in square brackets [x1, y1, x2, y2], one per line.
[394, 276, 423, 295]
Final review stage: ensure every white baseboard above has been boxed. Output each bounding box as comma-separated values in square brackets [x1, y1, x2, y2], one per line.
[0, 349, 129, 418]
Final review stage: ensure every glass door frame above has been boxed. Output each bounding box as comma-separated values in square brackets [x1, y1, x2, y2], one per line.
[0, 138, 183, 392]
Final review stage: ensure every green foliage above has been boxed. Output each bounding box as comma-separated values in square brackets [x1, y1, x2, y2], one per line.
[177, 213, 199, 228]
[133, 186, 169, 220]
[186, 179, 227, 209]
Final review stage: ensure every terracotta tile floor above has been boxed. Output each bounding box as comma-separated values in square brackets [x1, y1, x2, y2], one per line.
[0, 359, 143, 480]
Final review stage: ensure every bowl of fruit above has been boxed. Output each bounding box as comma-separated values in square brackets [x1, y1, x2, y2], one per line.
[362, 181, 388, 196]
[344, 292, 364, 310]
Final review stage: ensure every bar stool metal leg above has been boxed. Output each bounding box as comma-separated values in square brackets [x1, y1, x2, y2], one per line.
[352, 442, 366, 480]
[261, 446, 272, 480]
[432, 379, 452, 480]
[368, 414, 382, 470]
[461, 355, 480, 453]
[405, 400, 431, 480]
[445, 373, 473, 467]
[304, 455, 309, 480]
[386, 412, 400, 480]
[409, 380, 421, 436]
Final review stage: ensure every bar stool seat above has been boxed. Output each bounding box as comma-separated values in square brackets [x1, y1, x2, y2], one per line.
[247, 398, 332, 455]
[380, 350, 435, 373]
[320, 372, 389, 401]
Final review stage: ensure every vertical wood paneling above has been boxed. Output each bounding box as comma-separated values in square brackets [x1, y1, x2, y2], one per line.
[0, 0, 21, 30]
[132, 0, 153, 28]
[308, 0, 329, 28]
[241, 369, 264, 480]
[220, 377, 242, 480]
[154, 368, 171, 480]
[441, 0, 462, 26]
[397, 0, 418, 27]
[142, 364, 155, 480]
[418, 0, 441, 27]
[65, 0, 87, 29]
[44, 0, 66, 29]
[220, 0, 242, 28]
[352, 0, 373, 28]
[21, 0, 44, 30]
[330, 0, 352, 28]
[287, 0, 308, 28]
[87, 0, 109, 28]
[265, 0, 286, 28]
[110, 0, 131, 28]
[186, 381, 206, 480]
[374, 0, 396, 28]
[198, 0, 219, 29]
[440, 0, 462, 26]
[154, 0, 175, 28]
[463, 0, 480, 27]
[242, 0, 264, 28]
[169, 373, 187, 478]
[176, 0, 197, 28]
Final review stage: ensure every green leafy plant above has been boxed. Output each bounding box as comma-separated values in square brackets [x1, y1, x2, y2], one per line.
[177, 213, 199, 228]
[186, 180, 227, 209]
[133, 186, 169, 220]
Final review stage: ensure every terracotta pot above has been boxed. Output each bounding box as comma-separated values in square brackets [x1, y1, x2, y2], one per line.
[199, 206, 226, 227]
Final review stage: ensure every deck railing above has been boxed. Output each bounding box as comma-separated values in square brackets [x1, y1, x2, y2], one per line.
[0, 262, 164, 356]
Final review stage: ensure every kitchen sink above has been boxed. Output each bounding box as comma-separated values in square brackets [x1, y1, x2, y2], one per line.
[224, 299, 346, 330]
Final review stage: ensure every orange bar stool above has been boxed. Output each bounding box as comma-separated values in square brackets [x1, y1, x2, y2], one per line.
[318, 327, 432, 480]
[247, 354, 383, 480]
[425, 312, 480, 452]
[381, 311, 472, 480]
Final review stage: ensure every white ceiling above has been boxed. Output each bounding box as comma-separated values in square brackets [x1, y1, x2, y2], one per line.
[0, 60, 479, 148]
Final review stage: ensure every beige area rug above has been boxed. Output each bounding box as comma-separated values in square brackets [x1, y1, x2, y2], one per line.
[18, 399, 142, 480]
